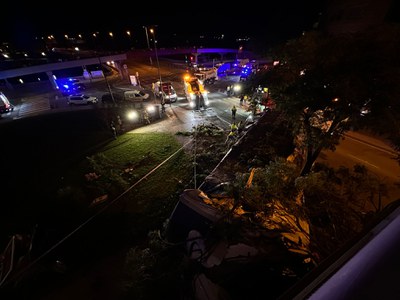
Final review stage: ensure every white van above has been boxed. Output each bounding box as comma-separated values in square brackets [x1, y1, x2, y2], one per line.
[123, 90, 150, 102]
[0, 92, 14, 114]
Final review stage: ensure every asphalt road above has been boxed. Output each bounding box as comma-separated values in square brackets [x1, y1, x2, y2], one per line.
[318, 131, 400, 207]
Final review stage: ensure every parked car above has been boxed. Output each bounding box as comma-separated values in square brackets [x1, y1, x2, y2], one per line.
[67, 94, 98, 105]
[123, 90, 150, 102]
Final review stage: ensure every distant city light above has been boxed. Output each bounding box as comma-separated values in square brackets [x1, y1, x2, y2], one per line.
[37, 77, 41, 81]
[78, 34, 82, 39]
[19, 78, 24, 84]
[41, 52, 46, 56]
[64, 34, 68, 39]
[109, 32, 113, 37]
[3, 54, 9, 58]
[74, 47, 79, 51]
[126, 30, 131, 36]
[24, 53, 28, 57]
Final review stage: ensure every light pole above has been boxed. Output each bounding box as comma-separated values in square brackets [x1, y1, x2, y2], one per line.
[92, 33, 115, 104]
[143, 26, 151, 50]
[150, 28, 164, 105]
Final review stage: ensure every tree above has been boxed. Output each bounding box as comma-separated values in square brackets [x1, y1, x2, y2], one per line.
[245, 25, 400, 173]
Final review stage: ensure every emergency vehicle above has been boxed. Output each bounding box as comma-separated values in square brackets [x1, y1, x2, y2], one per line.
[183, 74, 209, 110]
[193, 67, 218, 85]
[0, 92, 14, 114]
[152, 81, 178, 103]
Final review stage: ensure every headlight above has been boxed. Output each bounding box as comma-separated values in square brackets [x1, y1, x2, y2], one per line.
[126, 110, 139, 121]
[233, 84, 241, 92]
[146, 105, 156, 113]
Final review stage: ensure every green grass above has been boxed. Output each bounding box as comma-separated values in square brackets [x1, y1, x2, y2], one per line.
[62, 132, 193, 226]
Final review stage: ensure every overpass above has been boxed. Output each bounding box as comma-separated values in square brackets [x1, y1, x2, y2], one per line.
[0, 47, 254, 90]
[0, 53, 127, 90]
[128, 47, 251, 64]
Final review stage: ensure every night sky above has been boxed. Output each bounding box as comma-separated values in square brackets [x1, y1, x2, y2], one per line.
[1, 0, 324, 49]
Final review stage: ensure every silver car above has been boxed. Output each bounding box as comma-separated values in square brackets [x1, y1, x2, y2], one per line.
[67, 94, 98, 105]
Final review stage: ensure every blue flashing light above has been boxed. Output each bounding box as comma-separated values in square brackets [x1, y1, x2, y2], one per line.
[56, 77, 83, 95]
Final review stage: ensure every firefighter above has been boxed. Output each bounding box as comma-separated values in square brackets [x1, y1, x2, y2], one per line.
[230, 122, 238, 132]
[231, 105, 237, 120]
[225, 129, 238, 145]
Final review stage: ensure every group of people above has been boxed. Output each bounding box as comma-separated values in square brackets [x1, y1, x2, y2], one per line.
[226, 97, 249, 146]
[110, 115, 124, 139]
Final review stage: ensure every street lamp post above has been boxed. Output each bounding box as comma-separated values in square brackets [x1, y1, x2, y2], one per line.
[143, 26, 151, 50]
[150, 28, 164, 105]
[92, 33, 115, 104]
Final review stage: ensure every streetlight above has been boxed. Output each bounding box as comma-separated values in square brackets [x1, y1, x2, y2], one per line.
[149, 28, 164, 105]
[143, 26, 151, 50]
[92, 33, 115, 104]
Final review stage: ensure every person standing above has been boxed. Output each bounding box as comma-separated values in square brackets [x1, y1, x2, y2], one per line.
[225, 129, 238, 146]
[231, 105, 237, 120]
[226, 85, 231, 96]
[143, 109, 151, 125]
[110, 121, 117, 139]
[239, 95, 244, 106]
[230, 122, 238, 133]
[161, 100, 166, 113]
[116, 115, 123, 133]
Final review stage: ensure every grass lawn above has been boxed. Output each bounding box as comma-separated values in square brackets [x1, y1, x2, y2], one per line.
[60, 131, 194, 230]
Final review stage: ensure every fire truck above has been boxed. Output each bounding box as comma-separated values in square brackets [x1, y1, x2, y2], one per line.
[183, 74, 209, 110]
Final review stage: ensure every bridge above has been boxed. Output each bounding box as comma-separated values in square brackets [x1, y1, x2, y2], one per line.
[0, 47, 255, 91]
[128, 47, 251, 65]
[0, 53, 127, 90]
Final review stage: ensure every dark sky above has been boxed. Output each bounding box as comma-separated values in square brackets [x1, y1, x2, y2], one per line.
[1, 1, 324, 49]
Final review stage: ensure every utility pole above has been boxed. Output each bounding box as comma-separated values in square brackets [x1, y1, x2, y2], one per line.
[143, 26, 151, 50]
[150, 28, 164, 105]
[93, 33, 115, 104]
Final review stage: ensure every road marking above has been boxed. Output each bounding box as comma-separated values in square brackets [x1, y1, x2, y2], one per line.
[345, 134, 398, 156]
[347, 154, 379, 169]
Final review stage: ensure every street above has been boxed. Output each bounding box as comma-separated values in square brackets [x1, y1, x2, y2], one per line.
[319, 131, 400, 206]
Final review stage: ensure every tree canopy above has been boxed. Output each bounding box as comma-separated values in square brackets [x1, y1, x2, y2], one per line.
[242, 24, 400, 171]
